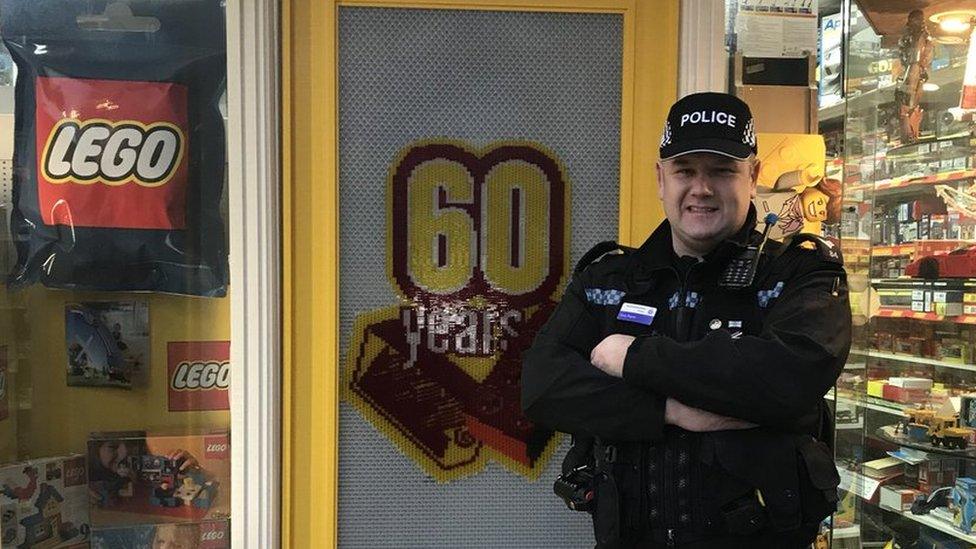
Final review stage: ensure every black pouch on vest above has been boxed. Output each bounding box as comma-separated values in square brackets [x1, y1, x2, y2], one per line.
[712, 430, 803, 531]
[593, 474, 621, 547]
[721, 494, 767, 535]
[796, 435, 841, 523]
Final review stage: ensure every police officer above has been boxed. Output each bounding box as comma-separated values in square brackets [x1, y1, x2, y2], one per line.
[521, 92, 851, 548]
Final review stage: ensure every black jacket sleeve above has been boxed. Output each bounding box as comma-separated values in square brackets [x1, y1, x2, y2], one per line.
[521, 270, 667, 441]
[621, 257, 851, 429]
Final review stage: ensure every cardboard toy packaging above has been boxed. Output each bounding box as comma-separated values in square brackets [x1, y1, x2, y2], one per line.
[88, 431, 230, 526]
[91, 519, 229, 549]
[0, 454, 88, 548]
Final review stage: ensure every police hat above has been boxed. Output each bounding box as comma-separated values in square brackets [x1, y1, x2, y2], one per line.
[659, 92, 758, 160]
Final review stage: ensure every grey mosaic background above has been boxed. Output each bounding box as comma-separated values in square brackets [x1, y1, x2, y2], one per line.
[338, 7, 622, 547]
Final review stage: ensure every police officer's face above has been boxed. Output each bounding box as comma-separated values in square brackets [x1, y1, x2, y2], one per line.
[656, 153, 758, 257]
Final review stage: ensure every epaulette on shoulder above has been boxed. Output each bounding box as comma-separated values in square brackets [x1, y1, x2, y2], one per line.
[575, 241, 634, 273]
[782, 233, 843, 264]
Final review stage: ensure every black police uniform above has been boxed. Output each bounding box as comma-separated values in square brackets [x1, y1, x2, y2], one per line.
[521, 207, 851, 548]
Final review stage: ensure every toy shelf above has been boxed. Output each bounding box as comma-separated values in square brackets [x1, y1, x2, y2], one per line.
[876, 426, 976, 460]
[869, 240, 969, 259]
[848, 349, 976, 374]
[899, 510, 976, 545]
[874, 308, 976, 325]
[827, 392, 907, 417]
[845, 169, 976, 196]
[837, 462, 976, 546]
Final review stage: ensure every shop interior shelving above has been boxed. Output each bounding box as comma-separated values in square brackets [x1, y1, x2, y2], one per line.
[825, 2, 976, 547]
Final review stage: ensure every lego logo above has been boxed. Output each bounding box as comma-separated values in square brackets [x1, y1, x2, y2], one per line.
[201, 531, 225, 541]
[204, 435, 230, 459]
[171, 361, 230, 391]
[42, 118, 184, 187]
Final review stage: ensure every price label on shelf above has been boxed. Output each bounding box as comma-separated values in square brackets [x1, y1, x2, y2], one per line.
[837, 466, 882, 500]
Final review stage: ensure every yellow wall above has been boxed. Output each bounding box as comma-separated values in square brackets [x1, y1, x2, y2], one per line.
[0, 287, 230, 460]
[283, 0, 678, 546]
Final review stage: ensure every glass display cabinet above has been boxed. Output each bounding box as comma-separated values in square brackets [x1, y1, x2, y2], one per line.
[827, 1, 976, 547]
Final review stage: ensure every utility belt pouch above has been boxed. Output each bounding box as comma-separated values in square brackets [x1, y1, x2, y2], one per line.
[591, 439, 622, 545]
[796, 435, 841, 522]
[713, 431, 802, 532]
[721, 494, 767, 536]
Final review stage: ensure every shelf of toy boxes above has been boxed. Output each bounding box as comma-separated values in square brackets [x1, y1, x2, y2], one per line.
[830, 347, 976, 543]
[835, 463, 976, 546]
[829, 403, 976, 545]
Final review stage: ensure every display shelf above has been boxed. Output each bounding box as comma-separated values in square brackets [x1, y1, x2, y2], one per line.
[837, 419, 865, 430]
[838, 467, 976, 545]
[849, 349, 976, 374]
[874, 307, 976, 325]
[869, 240, 967, 259]
[844, 169, 976, 198]
[826, 392, 907, 416]
[884, 132, 974, 157]
[897, 509, 976, 545]
[825, 3, 976, 546]
[876, 425, 976, 459]
[830, 523, 861, 540]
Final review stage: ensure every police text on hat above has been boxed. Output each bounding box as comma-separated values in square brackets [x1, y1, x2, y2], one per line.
[659, 92, 757, 160]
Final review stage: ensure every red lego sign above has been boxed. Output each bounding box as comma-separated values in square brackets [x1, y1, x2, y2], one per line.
[167, 341, 230, 412]
[203, 434, 231, 461]
[34, 76, 189, 230]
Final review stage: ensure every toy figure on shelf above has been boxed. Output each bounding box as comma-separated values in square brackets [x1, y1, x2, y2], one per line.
[755, 178, 842, 240]
[895, 9, 934, 143]
[752, 134, 841, 240]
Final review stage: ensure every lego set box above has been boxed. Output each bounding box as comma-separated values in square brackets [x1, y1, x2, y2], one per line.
[0, 454, 88, 549]
[91, 519, 230, 549]
[88, 431, 230, 526]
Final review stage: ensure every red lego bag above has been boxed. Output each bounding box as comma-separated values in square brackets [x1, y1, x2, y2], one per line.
[2, 0, 227, 296]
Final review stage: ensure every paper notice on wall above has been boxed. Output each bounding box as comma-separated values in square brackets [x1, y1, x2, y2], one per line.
[736, 0, 818, 58]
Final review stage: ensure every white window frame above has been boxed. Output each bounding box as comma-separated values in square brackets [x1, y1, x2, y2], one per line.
[227, 2, 280, 548]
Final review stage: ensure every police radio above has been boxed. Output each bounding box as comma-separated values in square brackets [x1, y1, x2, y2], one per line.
[718, 213, 778, 289]
[553, 465, 598, 512]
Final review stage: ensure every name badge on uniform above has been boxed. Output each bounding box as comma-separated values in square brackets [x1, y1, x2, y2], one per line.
[617, 303, 657, 326]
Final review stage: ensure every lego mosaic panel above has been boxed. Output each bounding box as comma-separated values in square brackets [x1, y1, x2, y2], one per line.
[338, 7, 621, 548]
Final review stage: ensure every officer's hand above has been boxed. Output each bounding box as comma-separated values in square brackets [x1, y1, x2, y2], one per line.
[590, 334, 635, 378]
[664, 398, 757, 432]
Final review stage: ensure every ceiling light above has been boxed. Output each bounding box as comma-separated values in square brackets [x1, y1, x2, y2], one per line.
[930, 10, 976, 33]
[923, 82, 940, 91]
